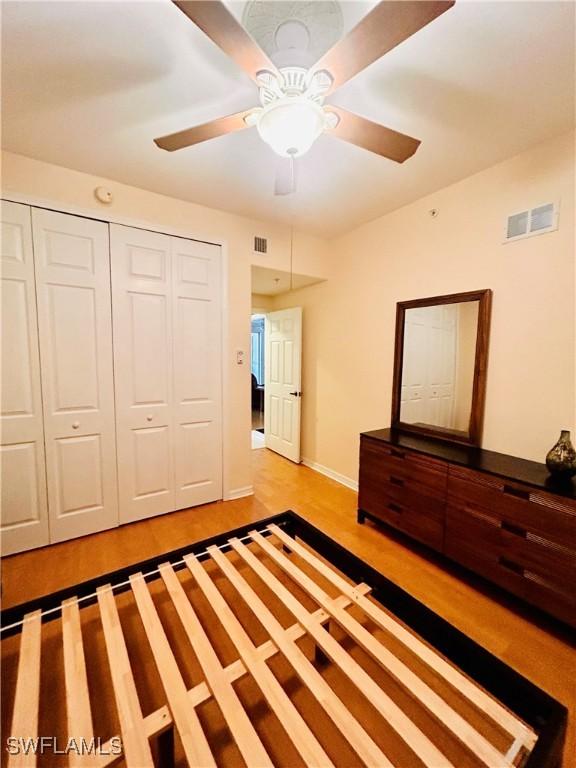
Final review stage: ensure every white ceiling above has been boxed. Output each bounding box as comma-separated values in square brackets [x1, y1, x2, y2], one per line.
[252, 265, 325, 295]
[2, 1, 574, 237]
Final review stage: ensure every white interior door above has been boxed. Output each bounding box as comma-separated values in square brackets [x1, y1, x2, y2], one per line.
[172, 238, 222, 508]
[264, 307, 302, 463]
[1, 201, 50, 555]
[110, 224, 175, 523]
[32, 208, 118, 542]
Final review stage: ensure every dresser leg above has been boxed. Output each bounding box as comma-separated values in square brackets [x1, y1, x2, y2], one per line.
[357, 510, 366, 524]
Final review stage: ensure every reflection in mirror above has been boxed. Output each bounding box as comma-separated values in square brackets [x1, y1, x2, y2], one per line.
[400, 301, 479, 433]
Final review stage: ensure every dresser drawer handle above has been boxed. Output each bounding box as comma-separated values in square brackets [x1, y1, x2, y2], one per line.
[501, 521, 527, 538]
[499, 557, 524, 575]
[390, 476, 404, 487]
[388, 502, 403, 514]
[390, 448, 405, 459]
[503, 484, 530, 501]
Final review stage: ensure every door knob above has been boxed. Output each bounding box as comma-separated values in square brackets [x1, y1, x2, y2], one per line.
[289, 391, 302, 397]
[72, 421, 80, 429]
[146, 414, 153, 421]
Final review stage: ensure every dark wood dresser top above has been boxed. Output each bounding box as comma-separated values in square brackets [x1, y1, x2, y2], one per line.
[361, 428, 576, 501]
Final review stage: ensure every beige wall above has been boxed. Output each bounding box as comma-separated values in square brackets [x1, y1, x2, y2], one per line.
[1, 150, 331, 496]
[274, 131, 575, 481]
[251, 293, 276, 313]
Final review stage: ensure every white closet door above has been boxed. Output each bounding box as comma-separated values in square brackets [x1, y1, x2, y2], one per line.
[32, 208, 118, 542]
[1, 201, 50, 554]
[172, 237, 222, 508]
[110, 225, 175, 523]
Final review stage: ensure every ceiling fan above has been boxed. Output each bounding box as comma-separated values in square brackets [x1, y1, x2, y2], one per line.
[154, 1, 455, 178]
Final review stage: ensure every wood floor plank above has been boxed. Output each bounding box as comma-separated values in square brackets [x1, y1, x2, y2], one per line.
[96, 587, 154, 768]
[253, 528, 510, 767]
[269, 522, 534, 744]
[7, 610, 42, 768]
[184, 553, 336, 768]
[129, 574, 216, 768]
[207, 544, 395, 768]
[62, 598, 94, 765]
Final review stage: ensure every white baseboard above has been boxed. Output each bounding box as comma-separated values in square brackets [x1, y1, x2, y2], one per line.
[225, 485, 254, 501]
[301, 458, 358, 492]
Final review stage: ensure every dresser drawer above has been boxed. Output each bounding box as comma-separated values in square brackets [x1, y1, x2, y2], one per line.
[360, 437, 447, 498]
[364, 486, 444, 550]
[448, 465, 576, 547]
[445, 503, 576, 626]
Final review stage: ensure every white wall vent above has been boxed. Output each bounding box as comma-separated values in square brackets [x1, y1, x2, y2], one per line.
[504, 202, 558, 243]
[253, 236, 268, 254]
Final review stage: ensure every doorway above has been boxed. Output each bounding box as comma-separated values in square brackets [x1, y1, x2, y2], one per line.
[251, 313, 265, 449]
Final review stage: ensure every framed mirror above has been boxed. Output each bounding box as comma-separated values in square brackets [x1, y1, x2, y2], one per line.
[391, 289, 492, 446]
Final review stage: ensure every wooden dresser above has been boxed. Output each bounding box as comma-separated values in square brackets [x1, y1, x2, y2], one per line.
[358, 429, 576, 627]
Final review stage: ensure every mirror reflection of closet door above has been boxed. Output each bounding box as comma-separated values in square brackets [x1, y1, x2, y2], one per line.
[0, 202, 49, 555]
[401, 305, 456, 428]
[32, 208, 118, 542]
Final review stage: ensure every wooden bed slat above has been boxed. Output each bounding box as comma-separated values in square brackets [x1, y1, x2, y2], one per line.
[206, 544, 396, 768]
[184, 552, 336, 768]
[129, 574, 216, 768]
[96, 586, 154, 768]
[159, 563, 274, 767]
[269, 522, 534, 745]
[253, 529, 511, 767]
[62, 598, 94, 765]
[7, 610, 42, 768]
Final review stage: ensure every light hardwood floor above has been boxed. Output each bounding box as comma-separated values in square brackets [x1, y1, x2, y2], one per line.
[2, 447, 575, 765]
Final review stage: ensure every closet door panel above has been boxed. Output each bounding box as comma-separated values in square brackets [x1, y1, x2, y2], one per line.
[32, 208, 118, 542]
[172, 238, 222, 508]
[0, 201, 49, 554]
[110, 225, 175, 522]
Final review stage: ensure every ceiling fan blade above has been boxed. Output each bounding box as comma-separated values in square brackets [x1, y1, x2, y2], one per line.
[274, 157, 297, 196]
[326, 107, 421, 163]
[154, 109, 254, 152]
[172, 1, 280, 84]
[311, 1, 454, 94]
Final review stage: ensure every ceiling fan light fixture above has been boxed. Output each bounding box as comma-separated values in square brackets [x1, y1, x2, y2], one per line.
[256, 96, 325, 158]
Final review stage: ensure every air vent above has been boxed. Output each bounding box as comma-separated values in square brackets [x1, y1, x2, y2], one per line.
[254, 236, 268, 254]
[504, 202, 558, 243]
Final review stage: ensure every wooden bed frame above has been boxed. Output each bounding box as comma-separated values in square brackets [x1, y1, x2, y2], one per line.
[1, 511, 567, 768]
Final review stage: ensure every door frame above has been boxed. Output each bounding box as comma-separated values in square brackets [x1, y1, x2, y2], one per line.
[2, 192, 232, 502]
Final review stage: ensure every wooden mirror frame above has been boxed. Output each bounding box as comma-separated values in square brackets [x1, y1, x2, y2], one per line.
[391, 289, 492, 447]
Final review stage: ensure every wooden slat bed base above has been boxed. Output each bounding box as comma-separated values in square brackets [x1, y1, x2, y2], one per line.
[3, 524, 538, 768]
[268, 523, 536, 748]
